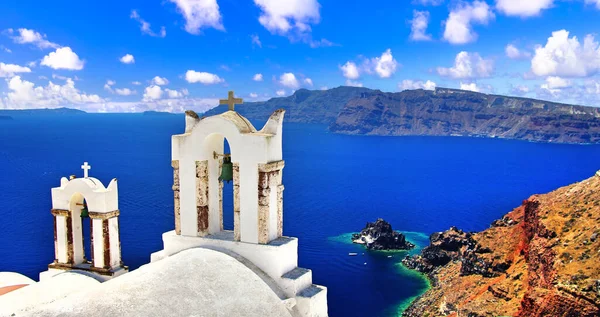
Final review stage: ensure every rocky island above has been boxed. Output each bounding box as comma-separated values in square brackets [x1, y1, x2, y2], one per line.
[402, 171, 600, 317]
[352, 219, 415, 250]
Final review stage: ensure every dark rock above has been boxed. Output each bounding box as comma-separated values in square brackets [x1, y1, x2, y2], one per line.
[351, 218, 415, 250]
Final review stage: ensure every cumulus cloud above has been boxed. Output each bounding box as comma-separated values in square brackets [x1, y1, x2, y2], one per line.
[104, 80, 116, 92]
[3, 76, 102, 108]
[304, 78, 313, 86]
[0, 63, 31, 77]
[130, 10, 166, 37]
[413, 0, 444, 5]
[410, 10, 432, 41]
[132, 81, 142, 86]
[460, 82, 480, 92]
[276, 89, 286, 96]
[253, 73, 264, 81]
[437, 51, 494, 79]
[279, 73, 300, 89]
[585, 0, 600, 9]
[120, 54, 135, 64]
[185, 70, 224, 84]
[249, 92, 259, 98]
[40, 47, 84, 70]
[511, 85, 530, 96]
[531, 29, 600, 78]
[10, 28, 59, 49]
[340, 61, 360, 80]
[542, 76, 571, 90]
[165, 88, 188, 98]
[371, 49, 398, 78]
[495, 0, 554, 17]
[169, 0, 224, 34]
[505, 44, 531, 59]
[399, 79, 437, 91]
[152, 76, 169, 86]
[115, 88, 136, 96]
[443, 1, 494, 44]
[143, 85, 163, 101]
[254, 0, 320, 35]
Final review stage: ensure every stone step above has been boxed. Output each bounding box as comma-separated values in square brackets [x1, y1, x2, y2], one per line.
[295, 284, 328, 317]
[280, 267, 312, 298]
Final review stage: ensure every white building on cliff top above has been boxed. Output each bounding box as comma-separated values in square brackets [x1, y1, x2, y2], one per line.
[0, 91, 328, 317]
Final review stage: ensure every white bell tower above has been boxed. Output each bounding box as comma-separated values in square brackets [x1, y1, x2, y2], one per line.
[40, 163, 128, 282]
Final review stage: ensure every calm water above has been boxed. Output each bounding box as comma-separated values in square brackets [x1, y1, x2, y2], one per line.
[1, 114, 600, 317]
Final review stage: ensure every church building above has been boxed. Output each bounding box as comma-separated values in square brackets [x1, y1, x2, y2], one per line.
[0, 91, 328, 317]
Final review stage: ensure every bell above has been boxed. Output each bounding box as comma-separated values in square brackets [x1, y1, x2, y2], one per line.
[219, 156, 234, 183]
[80, 201, 89, 218]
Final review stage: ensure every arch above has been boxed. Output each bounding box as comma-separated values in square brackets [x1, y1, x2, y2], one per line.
[68, 192, 88, 265]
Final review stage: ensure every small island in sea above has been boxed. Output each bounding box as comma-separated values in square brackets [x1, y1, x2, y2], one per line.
[352, 218, 415, 250]
[142, 110, 175, 116]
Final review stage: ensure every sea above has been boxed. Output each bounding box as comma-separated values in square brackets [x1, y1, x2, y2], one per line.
[1, 114, 600, 317]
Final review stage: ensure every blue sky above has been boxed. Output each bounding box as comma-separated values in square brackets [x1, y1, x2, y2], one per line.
[1, 0, 600, 112]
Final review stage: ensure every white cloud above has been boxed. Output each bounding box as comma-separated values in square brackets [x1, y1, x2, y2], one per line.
[276, 89, 286, 96]
[143, 85, 163, 101]
[340, 61, 360, 80]
[120, 54, 135, 64]
[253, 73, 264, 81]
[371, 49, 398, 78]
[251, 34, 262, 48]
[169, 0, 224, 34]
[40, 47, 84, 70]
[304, 78, 313, 86]
[249, 92, 259, 98]
[104, 80, 116, 92]
[130, 10, 166, 37]
[254, 0, 320, 36]
[410, 10, 432, 41]
[585, 0, 600, 9]
[399, 79, 437, 91]
[132, 81, 142, 85]
[0, 63, 31, 77]
[542, 76, 571, 90]
[495, 0, 554, 17]
[115, 88, 136, 96]
[531, 29, 600, 78]
[165, 88, 188, 98]
[152, 76, 169, 86]
[279, 72, 300, 89]
[443, 1, 494, 44]
[185, 70, 224, 84]
[320, 86, 328, 90]
[437, 51, 494, 79]
[4, 76, 102, 108]
[505, 44, 531, 59]
[345, 80, 363, 87]
[10, 28, 59, 49]
[460, 82, 480, 92]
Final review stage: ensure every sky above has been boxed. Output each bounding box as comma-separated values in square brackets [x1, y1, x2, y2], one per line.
[1, 0, 600, 113]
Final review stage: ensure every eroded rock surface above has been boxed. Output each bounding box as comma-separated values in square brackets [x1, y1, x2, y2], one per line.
[352, 218, 415, 250]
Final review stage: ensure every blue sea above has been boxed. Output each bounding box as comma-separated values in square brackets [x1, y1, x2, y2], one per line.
[1, 114, 600, 317]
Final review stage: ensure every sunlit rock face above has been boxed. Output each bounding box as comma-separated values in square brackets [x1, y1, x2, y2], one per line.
[352, 218, 415, 250]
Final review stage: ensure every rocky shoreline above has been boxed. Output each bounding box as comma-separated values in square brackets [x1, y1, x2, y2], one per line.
[351, 219, 415, 251]
[400, 172, 600, 317]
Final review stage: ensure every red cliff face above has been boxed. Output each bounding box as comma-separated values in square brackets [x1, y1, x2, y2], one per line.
[403, 172, 600, 317]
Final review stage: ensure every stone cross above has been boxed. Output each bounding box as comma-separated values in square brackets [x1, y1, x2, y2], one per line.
[219, 91, 243, 111]
[81, 162, 91, 178]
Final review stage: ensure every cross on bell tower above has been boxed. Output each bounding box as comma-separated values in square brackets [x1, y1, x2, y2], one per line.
[219, 91, 243, 112]
[81, 162, 91, 178]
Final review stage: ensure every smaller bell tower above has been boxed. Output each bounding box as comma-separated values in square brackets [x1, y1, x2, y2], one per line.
[40, 163, 128, 282]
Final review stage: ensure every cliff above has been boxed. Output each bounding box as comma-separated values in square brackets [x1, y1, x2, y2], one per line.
[202, 86, 374, 124]
[403, 171, 600, 317]
[331, 88, 600, 144]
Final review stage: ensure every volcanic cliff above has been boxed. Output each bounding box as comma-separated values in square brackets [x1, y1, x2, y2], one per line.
[402, 171, 600, 317]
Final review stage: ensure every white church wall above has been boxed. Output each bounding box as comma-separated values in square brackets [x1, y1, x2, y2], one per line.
[92, 218, 104, 268]
[56, 216, 67, 263]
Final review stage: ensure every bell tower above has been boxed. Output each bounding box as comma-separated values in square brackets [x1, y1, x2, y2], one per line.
[152, 90, 328, 316]
[40, 163, 128, 282]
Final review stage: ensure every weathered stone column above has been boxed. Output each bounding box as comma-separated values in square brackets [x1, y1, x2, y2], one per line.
[50, 209, 71, 264]
[233, 163, 241, 241]
[172, 160, 181, 235]
[89, 210, 120, 270]
[257, 161, 285, 244]
[196, 160, 209, 236]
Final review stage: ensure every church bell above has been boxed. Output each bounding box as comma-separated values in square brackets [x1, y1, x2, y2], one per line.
[80, 201, 89, 218]
[219, 156, 234, 183]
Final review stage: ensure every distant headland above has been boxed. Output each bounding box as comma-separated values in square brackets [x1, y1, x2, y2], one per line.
[142, 110, 176, 116]
[203, 86, 600, 144]
[0, 107, 86, 116]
